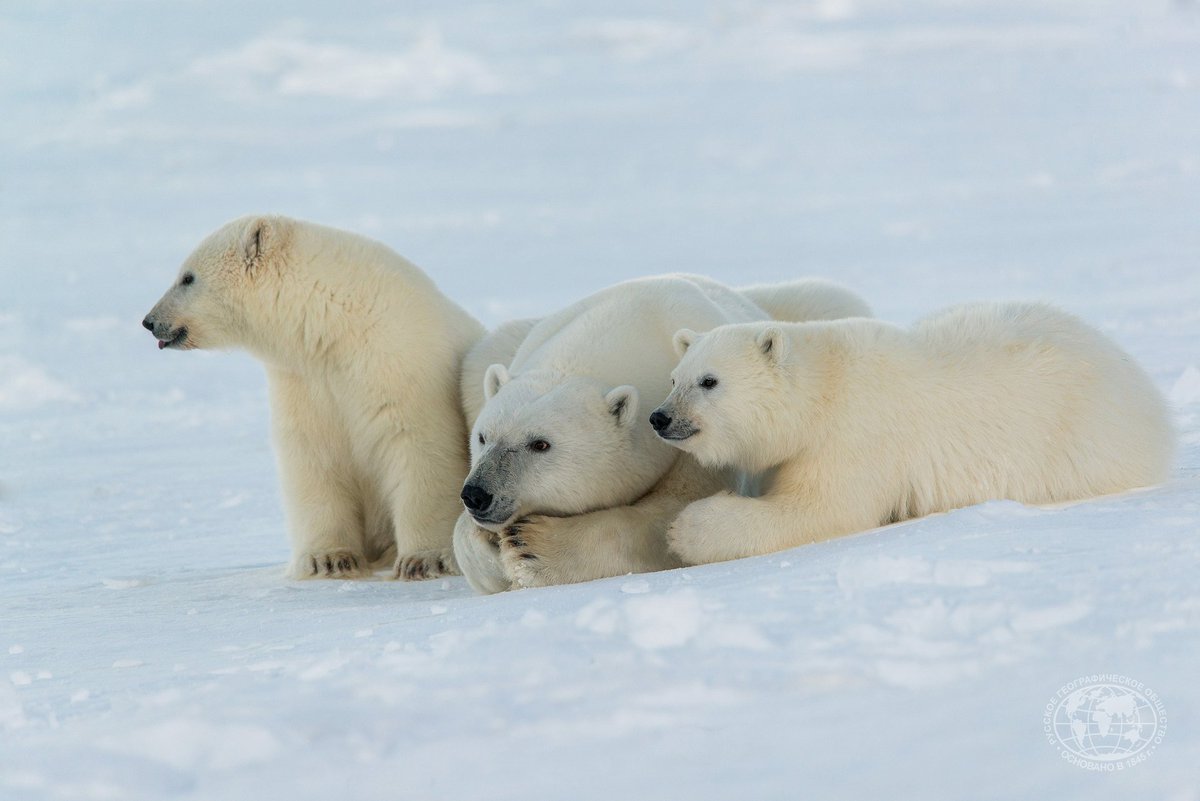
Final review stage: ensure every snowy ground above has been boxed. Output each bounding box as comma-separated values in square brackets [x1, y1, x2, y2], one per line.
[2, 1, 1199, 798]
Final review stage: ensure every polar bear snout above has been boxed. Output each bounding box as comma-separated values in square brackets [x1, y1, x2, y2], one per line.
[650, 403, 699, 444]
[460, 483, 495, 516]
[142, 311, 191, 351]
[460, 477, 515, 528]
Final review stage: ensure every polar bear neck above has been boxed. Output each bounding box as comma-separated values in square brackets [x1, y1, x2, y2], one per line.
[236, 229, 478, 376]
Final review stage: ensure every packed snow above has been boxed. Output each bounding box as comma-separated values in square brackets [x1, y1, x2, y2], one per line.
[2, 0, 1199, 799]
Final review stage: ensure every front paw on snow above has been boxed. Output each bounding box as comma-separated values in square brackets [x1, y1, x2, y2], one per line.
[393, 550, 458, 581]
[498, 517, 548, 588]
[292, 550, 368, 579]
[665, 507, 717, 566]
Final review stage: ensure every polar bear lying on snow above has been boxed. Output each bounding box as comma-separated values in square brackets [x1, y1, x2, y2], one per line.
[143, 215, 483, 580]
[453, 275, 871, 592]
[653, 302, 1175, 565]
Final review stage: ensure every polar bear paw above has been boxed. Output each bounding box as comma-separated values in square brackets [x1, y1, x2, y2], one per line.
[498, 517, 554, 588]
[291, 550, 369, 580]
[666, 496, 739, 566]
[393, 549, 459, 581]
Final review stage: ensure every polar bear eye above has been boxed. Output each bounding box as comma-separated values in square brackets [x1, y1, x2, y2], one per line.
[181, 272, 195, 286]
[528, 439, 551, 453]
[699, 375, 719, 390]
[478, 434, 485, 445]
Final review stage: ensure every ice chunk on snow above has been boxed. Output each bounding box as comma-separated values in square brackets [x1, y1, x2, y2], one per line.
[105, 718, 282, 771]
[575, 599, 619, 635]
[837, 556, 934, 590]
[1010, 600, 1092, 632]
[838, 555, 1034, 591]
[102, 578, 148, 590]
[188, 28, 501, 102]
[0, 356, 78, 410]
[0, 682, 25, 730]
[624, 590, 704, 649]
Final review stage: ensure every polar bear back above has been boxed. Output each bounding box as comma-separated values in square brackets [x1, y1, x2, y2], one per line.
[772, 302, 1175, 524]
[510, 273, 766, 402]
[739, 278, 873, 323]
[895, 302, 1174, 507]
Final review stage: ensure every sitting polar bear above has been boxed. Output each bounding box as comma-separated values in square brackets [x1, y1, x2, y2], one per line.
[653, 302, 1175, 565]
[143, 215, 483, 580]
[453, 275, 871, 592]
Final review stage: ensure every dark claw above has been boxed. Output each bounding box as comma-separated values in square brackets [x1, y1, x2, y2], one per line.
[519, 552, 538, 561]
[323, 555, 333, 574]
[398, 558, 427, 580]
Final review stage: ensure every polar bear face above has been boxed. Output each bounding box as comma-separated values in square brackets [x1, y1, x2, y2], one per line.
[143, 216, 288, 352]
[461, 367, 671, 530]
[651, 324, 795, 473]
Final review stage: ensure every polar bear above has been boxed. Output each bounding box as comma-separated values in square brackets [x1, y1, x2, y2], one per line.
[653, 302, 1175, 565]
[142, 215, 483, 580]
[737, 279, 871, 324]
[453, 275, 872, 592]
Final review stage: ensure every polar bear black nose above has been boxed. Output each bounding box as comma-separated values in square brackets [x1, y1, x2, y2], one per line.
[142, 316, 154, 331]
[460, 484, 494, 513]
[649, 410, 672, 432]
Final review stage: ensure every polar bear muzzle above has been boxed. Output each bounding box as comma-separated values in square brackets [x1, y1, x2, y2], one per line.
[649, 403, 699, 443]
[142, 313, 190, 350]
[459, 455, 519, 528]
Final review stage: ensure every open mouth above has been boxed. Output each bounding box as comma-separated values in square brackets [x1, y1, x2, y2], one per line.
[158, 327, 188, 350]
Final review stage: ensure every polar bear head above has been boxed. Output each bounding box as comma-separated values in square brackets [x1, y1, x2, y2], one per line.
[142, 215, 292, 353]
[460, 366, 673, 530]
[651, 323, 805, 473]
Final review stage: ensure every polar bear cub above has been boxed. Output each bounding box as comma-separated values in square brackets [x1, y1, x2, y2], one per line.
[653, 302, 1175, 564]
[143, 215, 483, 580]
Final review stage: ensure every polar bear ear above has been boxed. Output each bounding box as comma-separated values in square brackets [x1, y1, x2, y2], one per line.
[605, 385, 639, 429]
[483, 363, 510, 401]
[242, 217, 272, 268]
[673, 329, 699, 358]
[755, 326, 787, 363]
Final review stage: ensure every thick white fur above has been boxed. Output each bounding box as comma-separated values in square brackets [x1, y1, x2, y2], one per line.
[739, 279, 872, 323]
[144, 215, 483, 580]
[659, 302, 1175, 564]
[453, 274, 872, 592]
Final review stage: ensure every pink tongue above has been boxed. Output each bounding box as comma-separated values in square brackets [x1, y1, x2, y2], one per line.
[158, 340, 167, 350]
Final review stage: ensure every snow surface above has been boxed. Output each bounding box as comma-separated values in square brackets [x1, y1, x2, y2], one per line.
[2, 1, 1199, 799]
